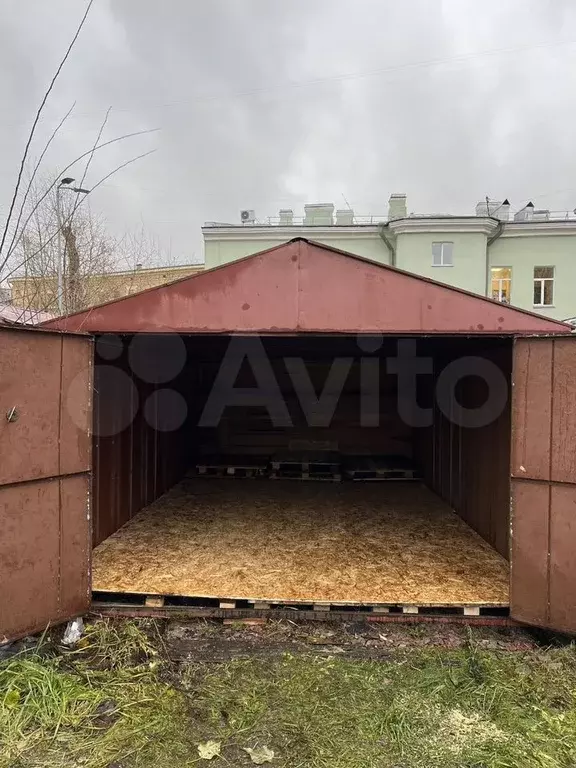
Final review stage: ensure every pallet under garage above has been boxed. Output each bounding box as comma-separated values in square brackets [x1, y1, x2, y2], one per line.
[91, 478, 510, 620]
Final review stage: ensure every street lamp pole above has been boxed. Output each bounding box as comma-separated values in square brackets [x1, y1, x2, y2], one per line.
[56, 183, 64, 314]
[55, 178, 90, 314]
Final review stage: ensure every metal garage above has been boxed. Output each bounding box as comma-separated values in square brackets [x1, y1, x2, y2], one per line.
[2, 238, 575, 639]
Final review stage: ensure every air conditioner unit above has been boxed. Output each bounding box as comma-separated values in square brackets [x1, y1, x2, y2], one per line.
[240, 209, 255, 224]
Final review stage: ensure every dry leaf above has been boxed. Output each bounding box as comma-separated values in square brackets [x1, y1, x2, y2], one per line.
[197, 740, 221, 760]
[243, 745, 275, 764]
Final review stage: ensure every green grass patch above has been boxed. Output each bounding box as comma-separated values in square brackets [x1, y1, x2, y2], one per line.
[2, 621, 576, 767]
[181, 639, 576, 768]
[0, 620, 194, 768]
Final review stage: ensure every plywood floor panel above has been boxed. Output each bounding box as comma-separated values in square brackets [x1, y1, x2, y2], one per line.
[92, 479, 509, 606]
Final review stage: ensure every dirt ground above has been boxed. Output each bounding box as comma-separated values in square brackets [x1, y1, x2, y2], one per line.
[162, 617, 539, 662]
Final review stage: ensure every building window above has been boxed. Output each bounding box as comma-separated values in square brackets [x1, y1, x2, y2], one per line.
[533, 266, 555, 306]
[431, 241, 453, 266]
[491, 267, 512, 303]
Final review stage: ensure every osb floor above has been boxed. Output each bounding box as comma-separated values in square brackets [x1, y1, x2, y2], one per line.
[92, 479, 510, 606]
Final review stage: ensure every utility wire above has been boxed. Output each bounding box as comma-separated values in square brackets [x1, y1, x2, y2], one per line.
[0, 35, 574, 128]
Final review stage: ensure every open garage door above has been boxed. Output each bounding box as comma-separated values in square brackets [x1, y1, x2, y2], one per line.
[511, 336, 576, 633]
[0, 327, 93, 642]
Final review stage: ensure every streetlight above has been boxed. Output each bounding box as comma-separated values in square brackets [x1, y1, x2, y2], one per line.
[56, 178, 90, 313]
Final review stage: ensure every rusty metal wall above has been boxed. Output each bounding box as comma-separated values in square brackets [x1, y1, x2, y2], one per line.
[0, 327, 92, 641]
[423, 339, 512, 559]
[92, 336, 192, 546]
[510, 337, 576, 633]
[46, 240, 569, 336]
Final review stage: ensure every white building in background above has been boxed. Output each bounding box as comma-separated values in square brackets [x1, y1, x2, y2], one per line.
[202, 196, 576, 322]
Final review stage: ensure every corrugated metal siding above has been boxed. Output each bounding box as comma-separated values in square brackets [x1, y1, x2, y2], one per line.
[425, 341, 512, 559]
[92, 337, 191, 546]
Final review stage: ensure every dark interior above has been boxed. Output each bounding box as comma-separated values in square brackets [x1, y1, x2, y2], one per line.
[92, 334, 512, 562]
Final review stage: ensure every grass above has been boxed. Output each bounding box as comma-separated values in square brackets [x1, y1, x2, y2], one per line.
[1, 620, 576, 767]
[0, 620, 194, 768]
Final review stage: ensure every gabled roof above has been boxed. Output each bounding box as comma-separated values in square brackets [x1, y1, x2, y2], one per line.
[43, 238, 570, 335]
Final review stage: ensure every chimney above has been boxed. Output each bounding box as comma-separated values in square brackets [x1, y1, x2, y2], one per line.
[304, 203, 334, 226]
[498, 199, 510, 222]
[388, 193, 407, 220]
[278, 209, 294, 226]
[336, 208, 354, 225]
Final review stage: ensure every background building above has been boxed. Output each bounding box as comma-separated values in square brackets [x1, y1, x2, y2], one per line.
[203, 196, 576, 322]
[9, 263, 203, 314]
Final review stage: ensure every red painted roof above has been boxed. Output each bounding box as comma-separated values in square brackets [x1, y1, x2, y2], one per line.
[43, 238, 570, 335]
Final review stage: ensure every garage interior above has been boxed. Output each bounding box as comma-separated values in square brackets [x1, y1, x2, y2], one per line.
[90, 333, 511, 613]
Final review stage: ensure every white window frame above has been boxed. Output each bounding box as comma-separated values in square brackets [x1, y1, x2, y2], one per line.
[431, 241, 453, 267]
[533, 266, 555, 307]
[490, 267, 512, 303]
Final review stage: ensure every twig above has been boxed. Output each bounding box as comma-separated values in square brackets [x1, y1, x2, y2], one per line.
[0, 0, 94, 260]
[0, 128, 160, 277]
[70, 106, 112, 228]
[10, 149, 157, 321]
[4, 103, 76, 261]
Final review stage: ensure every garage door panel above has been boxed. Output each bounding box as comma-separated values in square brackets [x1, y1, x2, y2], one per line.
[511, 339, 552, 482]
[510, 479, 549, 627]
[549, 484, 576, 633]
[59, 475, 92, 616]
[551, 339, 576, 484]
[511, 337, 576, 634]
[0, 328, 93, 642]
[60, 336, 93, 476]
[0, 333, 61, 484]
[0, 482, 60, 641]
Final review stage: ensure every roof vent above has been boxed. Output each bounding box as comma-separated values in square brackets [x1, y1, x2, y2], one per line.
[278, 209, 294, 226]
[304, 203, 334, 226]
[514, 202, 535, 222]
[335, 209, 354, 225]
[388, 193, 407, 220]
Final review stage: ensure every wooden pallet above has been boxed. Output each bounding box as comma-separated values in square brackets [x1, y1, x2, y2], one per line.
[344, 456, 418, 481]
[349, 467, 417, 481]
[271, 453, 341, 481]
[195, 457, 268, 478]
[92, 591, 507, 619]
[270, 469, 341, 481]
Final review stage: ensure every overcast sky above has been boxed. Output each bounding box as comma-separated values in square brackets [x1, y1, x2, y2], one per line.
[1, 0, 576, 266]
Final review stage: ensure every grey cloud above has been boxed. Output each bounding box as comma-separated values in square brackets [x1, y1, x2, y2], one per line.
[1, 0, 576, 266]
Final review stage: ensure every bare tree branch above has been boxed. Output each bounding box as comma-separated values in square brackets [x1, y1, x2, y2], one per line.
[82, 109, 112, 190]
[0, 127, 160, 277]
[7, 149, 158, 319]
[4, 102, 76, 261]
[0, 0, 94, 260]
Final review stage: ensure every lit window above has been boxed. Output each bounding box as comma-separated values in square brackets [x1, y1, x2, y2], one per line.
[533, 266, 554, 306]
[491, 267, 512, 303]
[432, 242, 453, 266]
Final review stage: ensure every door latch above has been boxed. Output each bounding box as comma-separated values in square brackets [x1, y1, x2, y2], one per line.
[6, 407, 19, 423]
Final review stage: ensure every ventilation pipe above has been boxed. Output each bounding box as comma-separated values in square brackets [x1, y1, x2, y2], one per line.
[278, 209, 294, 226]
[304, 204, 334, 226]
[388, 194, 407, 220]
[335, 209, 354, 225]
